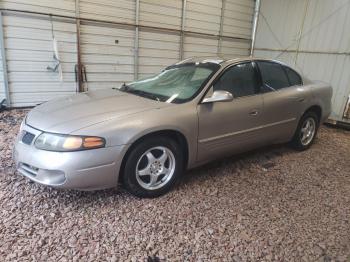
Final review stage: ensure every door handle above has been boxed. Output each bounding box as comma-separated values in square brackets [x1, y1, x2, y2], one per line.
[249, 110, 259, 116]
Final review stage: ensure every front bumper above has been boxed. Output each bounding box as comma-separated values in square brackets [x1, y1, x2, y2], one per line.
[13, 123, 126, 190]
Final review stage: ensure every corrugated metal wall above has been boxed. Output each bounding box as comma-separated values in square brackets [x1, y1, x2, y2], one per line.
[222, 0, 254, 39]
[3, 15, 77, 106]
[186, 0, 222, 35]
[1, 0, 76, 16]
[254, 0, 350, 124]
[0, 0, 254, 107]
[79, 0, 135, 90]
[80, 24, 135, 90]
[139, 31, 180, 79]
[184, 36, 219, 58]
[139, 0, 182, 30]
[0, 34, 4, 102]
[0, 0, 77, 107]
[80, 0, 135, 24]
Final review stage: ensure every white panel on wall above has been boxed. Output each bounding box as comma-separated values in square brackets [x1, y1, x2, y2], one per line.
[138, 30, 180, 79]
[255, 0, 306, 51]
[296, 0, 350, 120]
[220, 39, 250, 59]
[297, 53, 350, 121]
[3, 15, 77, 107]
[139, 0, 182, 30]
[185, 0, 222, 35]
[79, 0, 135, 24]
[0, 0, 256, 107]
[254, 0, 350, 123]
[0, 0, 76, 17]
[184, 36, 218, 58]
[222, 0, 254, 39]
[0, 37, 5, 103]
[299, 0, 350, 53]
[80, 24, 135, 90]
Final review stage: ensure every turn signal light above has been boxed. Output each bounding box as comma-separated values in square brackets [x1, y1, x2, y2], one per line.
[83, 137, 105, 149]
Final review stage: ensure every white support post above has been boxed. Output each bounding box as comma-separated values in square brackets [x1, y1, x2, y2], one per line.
[295, 0, 310, 66]
[250, 0, 261, 57]
[134, 0, 140, 80]
[75, 0, 84, 92]
[218, 0, 226, 57]
[179, 0, 187, 60]
[0, 11, 10, 107]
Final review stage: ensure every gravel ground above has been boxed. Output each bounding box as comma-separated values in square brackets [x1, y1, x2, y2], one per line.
[0, 109, 350, 261]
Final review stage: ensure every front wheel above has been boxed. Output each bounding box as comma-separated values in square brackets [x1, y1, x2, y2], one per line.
[290, 111, 319, 151]
[122, 136, 184, 198]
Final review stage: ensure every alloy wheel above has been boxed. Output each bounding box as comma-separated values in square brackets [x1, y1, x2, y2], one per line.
[135, 146, 176, 190]
[300, 117, 316, 146]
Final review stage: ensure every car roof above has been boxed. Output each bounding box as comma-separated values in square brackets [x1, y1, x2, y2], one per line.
[173, 56, 304, 80]
[175, 56, 289, 67]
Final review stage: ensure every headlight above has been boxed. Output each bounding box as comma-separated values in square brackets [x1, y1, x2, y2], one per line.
[34, 133, 105, 152]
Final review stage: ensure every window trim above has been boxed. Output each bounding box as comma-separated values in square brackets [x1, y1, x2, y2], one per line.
[255, 60, 303, 92]
[282, 65, 303, 87]
[200, 61, 261, 102]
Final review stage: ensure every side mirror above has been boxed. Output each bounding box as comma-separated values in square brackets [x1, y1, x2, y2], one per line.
[202, 90, 234, 103]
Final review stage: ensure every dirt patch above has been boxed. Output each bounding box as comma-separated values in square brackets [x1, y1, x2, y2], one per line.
[1, 109, 350, 261]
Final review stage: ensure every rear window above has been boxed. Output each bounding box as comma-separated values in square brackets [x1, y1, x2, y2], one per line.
[257, 61, 290, 91]
[284, 66, 302, 86]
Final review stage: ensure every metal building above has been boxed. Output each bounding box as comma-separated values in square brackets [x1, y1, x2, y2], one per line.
[0, 0, 255, 107]
[1, 0, 349, 127]
[253, 0, 350, 125]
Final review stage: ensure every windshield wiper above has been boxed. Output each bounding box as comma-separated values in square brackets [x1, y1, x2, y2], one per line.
[120, 82, 131, 91]
[112, 82, 131, 92]
[127, 89, 161, 101]
[113, 83, 161, 101]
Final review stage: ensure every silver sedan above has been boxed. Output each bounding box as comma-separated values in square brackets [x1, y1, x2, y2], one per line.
[13, 57, 332, 198]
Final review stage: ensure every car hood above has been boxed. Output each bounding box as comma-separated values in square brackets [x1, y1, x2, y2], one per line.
[26, 89, 170, 134]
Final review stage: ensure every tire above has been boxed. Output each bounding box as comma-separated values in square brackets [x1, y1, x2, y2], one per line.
[122, 136, 184, 198]
[290, 111, 319, 151]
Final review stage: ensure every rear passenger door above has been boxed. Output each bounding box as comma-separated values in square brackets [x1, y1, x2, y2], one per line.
[256, 61, 306, 143]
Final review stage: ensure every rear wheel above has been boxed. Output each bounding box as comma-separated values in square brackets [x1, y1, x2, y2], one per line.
[122, 136, 184, 198]
[290, 111, 319, 151]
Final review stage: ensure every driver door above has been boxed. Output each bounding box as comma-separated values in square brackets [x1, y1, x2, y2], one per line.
[197, 62, 264, 162]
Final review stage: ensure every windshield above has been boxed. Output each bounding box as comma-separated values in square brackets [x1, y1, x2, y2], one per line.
[121, 63, 220, 103]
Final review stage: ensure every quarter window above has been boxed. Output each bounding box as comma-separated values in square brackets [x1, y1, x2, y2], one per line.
[257, 61, 290, 92]
[284, 66, 302, 86]
[213, 62, 258, 98]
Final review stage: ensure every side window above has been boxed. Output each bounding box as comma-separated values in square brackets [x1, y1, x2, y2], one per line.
[257, 61, 290, 92]
[213, 62, 257, 98]
[284, 66, 302, 86]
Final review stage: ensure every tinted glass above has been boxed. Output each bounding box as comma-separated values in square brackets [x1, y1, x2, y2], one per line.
[285, 66, 302, 86]
[257, 61, 290, 91]
[213, 62, 257, 98]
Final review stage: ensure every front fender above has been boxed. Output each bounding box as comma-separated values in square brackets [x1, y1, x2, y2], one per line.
[71, 103, 199, 168]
